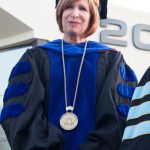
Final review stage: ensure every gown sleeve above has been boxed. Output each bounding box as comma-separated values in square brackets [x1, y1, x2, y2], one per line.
[78, 51, 137, 150]
[0, 48, 65, 150]
[119, 67, 150, 150]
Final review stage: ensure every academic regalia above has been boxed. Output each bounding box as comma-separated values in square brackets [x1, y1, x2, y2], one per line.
[0, 39, 137, 150]
[119, 67, 150, 150]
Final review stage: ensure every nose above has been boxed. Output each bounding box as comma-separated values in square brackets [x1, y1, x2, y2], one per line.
[71, 8, 79, 18]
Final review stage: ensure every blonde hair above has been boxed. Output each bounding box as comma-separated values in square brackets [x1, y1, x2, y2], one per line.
[56, 0, 100, 38]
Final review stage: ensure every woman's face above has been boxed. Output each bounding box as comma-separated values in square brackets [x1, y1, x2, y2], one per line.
[62, 0, 90, 38]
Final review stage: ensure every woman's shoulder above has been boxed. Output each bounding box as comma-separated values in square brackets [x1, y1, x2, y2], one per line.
[88, 40, 121, 54]
[95, 43, 124, 67]
[25, 44, 50, 59]
[91, 41, 122, 59]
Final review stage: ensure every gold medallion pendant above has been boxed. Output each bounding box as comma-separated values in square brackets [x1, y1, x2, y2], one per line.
[60, 112, 78, 130]
[60, 40, 88, 130]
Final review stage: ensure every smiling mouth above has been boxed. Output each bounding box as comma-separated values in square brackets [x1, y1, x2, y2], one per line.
[69, 21, 80, 25]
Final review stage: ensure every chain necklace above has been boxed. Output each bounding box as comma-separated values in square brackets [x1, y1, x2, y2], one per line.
[60, 39, 88, 130]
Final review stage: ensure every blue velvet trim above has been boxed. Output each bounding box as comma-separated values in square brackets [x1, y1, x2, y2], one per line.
[3, 82, 29, 102]
[0, 103, 25, 123]
[120, 64, 138, 82]
[117, 83, 135, 99]
[47, 49, 98, 150]
[9, 61, 31, 80]
[116, 104, 130, 117]
[39, 39, 112, 56]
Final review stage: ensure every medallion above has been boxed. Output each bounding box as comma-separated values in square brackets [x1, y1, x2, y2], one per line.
[60, 40, 87, 130]
[60, 112, 78, 130]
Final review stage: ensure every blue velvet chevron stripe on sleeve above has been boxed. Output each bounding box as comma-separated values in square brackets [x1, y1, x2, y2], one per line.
[116, 63, 137, 117]
[120, 64, 138, 82]
[117, 83, 135, 99]
[9, 61, 31, 81]
[3, 82, 29, 102]
[0, 103, 25, 123]
[116, 104, 130, 117]
[0, 61, 31, 123]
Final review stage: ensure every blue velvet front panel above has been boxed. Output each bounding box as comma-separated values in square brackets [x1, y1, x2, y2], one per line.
[47, 50, 99, 150]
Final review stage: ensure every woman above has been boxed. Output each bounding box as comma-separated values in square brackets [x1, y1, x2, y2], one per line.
[0, 0, 137, 150]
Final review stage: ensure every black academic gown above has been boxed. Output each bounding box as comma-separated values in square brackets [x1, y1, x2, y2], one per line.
[0, 39, 137, 150]
[119, 67, 150, 150]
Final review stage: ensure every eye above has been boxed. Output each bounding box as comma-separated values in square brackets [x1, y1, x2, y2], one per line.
[65, 4, 73, 9]
[79, 6, 88, 11]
